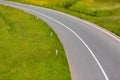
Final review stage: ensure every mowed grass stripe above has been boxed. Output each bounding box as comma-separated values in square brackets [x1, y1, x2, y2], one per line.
[0, 4, 71, 80]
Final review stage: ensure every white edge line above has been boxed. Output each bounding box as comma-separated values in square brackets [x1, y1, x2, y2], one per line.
[1, 3, 109, 80]
[29, 4, 120, 43]
[53, 9, 120, 42]
[85, 21, 120, 42]
[23, 7, 109, 80]
[3, 1, 120, 43]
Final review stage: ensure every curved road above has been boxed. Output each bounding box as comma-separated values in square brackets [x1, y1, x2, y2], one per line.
[0, 1, 120, 80]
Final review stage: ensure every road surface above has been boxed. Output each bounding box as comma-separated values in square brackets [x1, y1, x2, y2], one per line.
[0, 1, 120, 80]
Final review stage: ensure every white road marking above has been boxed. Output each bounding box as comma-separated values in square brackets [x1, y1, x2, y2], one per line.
[53, 9, 120, 42]
[1, 3, 109, 80]
[22, 7, 109, 80]
[76, 18, 120, 42]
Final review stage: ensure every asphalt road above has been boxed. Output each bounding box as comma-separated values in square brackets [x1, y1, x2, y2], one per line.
[0, 1, 120, 80]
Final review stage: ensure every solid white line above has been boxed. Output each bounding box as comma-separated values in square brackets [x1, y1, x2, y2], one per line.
[2, 3, 109, 80]
[53, 9, 120, 42]
[76, 18, 120, 42]
[22, 7, 109, 80]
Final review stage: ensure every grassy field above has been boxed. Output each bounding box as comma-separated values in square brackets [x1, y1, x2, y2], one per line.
[8, 0, 120, 36]
[0, 4, 71, 80]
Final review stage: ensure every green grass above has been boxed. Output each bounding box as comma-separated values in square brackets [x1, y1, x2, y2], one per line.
[8, 0, 120, 36]
[0, 4, 71, 80]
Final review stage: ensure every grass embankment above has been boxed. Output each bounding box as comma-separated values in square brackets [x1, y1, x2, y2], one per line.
[0, 4, 71, 80]
[8, 0, 120, 36]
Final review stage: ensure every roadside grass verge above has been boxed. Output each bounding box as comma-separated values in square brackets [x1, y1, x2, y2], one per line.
[8, 0, 120, 36]
[0, 4, 71, 80]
